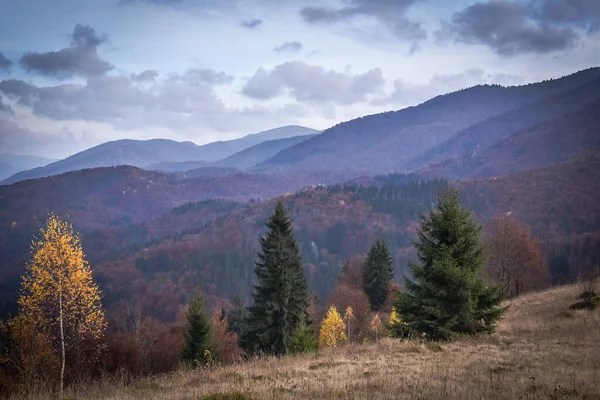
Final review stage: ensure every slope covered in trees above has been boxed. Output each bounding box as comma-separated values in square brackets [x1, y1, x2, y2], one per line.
[10, 151, 589, 326]
[417, 97, 600, 179]
[257, 68, 600, 176]
[403, 77, 600, 174]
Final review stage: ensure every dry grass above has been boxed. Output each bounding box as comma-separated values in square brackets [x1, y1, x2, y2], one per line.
[14, 285, 600, 400]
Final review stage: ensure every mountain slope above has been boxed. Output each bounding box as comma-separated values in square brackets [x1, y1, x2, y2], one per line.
[403, 77, 600, 173]
[186, 125, 318, 163]
[258, 68, 600, 177]
[2, 125, 318, 184]
[145, 160, 208, 172]
[213, 134, 317, 169]
[83, 152, 600, 322]
[0, 154, 56, 180]
[417, 98, 600, 179]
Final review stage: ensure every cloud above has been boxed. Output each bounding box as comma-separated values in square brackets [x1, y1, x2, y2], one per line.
[19, 24, 113, 78]
[241, 19, 263, 29]
[374, 68, 523, 107]
[242, 61, 385, 104]
[442, 1, 580, 56]
[131, 69, 159, 82]
[0, 119, 74, 155]
[533, 0, 600, 32]
[167, 68, 233, 85]
[0, 98, 12, 115]
[0, 52, 12, 71]
[300, 0, 427, 43]
[0, 68, 308, 140]
[273, 41, 304, 54]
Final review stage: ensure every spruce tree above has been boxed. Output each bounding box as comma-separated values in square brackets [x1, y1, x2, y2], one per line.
[226, 295, 249, 339]
[363, 239, 394, 310]
[244, 201, 309, 355]
[395, 187, 505, 340]
[182, 293, 213, 366]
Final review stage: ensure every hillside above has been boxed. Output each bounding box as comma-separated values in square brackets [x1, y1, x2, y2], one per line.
[145, 160, 208, 172]
[403, 77, 600, 174]
[64, 152, 600, 323]
[1, 125, 317, 184]
[0, 154, 56, 180]
[214, 134, 317, 169]
[22, 284, 600, 400]
[417, 98, 600, 179]
[257, 68, 600, 176]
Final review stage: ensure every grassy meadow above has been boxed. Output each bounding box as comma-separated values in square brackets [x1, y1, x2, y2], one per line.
[13, 283, 600, 400]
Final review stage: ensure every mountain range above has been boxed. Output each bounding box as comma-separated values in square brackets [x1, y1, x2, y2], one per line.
[0, 67, 599, 322]
[1, 125, 318, 184]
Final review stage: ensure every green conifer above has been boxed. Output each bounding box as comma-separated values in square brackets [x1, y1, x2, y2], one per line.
[182, 293, 213, 366]
[395, 187, 506, 340]
[363, 239, 394, 310]
[244, 201, 309, 355]
[226, 295, 249, 339]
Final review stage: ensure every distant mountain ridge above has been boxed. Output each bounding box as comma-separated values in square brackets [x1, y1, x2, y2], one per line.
[1, 125, 318, 184]
[402, 76, 600, 173]
[213, 134, 318, 169]
[257, 67, 600, 176]
[0, 154, 56, 180]
[416, 97, 600, 179]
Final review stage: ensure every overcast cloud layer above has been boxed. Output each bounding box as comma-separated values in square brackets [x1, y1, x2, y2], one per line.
[0, 0, 598, 158]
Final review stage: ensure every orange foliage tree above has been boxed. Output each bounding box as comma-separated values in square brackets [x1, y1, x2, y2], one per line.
[484, 214, 549, 297]
[9, 214, 106, 393]
[210, 311, 241, 364]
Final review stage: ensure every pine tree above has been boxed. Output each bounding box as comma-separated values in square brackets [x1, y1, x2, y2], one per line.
[395, 187, 506, 340]
[244, 201, 309, 356]
[9, 214, 106, 393]
[363, 239, 394, 310]
[182, 293, 213, 367]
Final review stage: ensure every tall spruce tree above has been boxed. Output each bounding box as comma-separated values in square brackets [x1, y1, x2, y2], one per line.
[244, 201, 309, 355]
[182, 293, 213, 366]
[395, 187, 506, 340]
[363, 239, 394, 310]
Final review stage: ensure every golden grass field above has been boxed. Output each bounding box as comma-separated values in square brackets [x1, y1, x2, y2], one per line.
[19, 284, 600, 400]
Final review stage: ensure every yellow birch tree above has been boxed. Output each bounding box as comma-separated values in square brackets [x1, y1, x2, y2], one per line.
[370, 314, 384, 343]
[319, 306, 347, 347]
[10, 214, 106, 393]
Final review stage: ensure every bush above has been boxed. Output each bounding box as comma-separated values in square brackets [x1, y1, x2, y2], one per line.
[570, 270, 600, 310]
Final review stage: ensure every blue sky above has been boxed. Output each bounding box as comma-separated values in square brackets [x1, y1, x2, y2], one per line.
[0, 0, 599, 158]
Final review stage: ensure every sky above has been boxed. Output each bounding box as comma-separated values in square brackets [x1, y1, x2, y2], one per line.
[0, 0, 599, 158]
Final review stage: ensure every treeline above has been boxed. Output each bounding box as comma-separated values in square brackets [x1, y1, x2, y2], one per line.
[1, 186, 559, 397]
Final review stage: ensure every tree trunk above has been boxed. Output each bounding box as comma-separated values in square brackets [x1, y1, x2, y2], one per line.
[59, 282, 65, 396]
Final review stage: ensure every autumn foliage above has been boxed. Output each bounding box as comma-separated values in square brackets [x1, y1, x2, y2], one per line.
[319, 306, 347, 348]
[7, 214, 106, 391]
[210, 311, 242, 364]
[484, 214, 549, 297]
